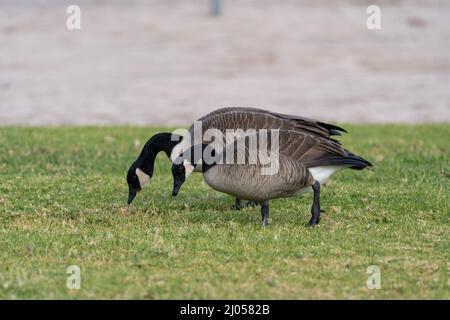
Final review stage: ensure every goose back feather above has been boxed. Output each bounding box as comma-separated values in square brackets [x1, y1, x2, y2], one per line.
[172, 107, 345, 164]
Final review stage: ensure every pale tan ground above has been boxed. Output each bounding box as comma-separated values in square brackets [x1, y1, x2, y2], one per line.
[0, 0, 448, 125]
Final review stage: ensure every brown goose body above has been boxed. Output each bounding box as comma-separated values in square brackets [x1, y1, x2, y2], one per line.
[204, 156, 314, 202]
[200, 130, 370, 203]
[172, 128, 372, 226]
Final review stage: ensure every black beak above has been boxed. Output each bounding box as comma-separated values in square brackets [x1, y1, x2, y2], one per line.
[127, 188, 137, 205]
[172, 180, 182, 197]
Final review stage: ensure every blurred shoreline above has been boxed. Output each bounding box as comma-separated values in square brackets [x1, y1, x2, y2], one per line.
[1, 0, 448, 125]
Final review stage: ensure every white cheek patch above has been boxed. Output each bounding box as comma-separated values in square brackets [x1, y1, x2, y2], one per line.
[136, 168, 150, 187]
[183, 159, 195, 178]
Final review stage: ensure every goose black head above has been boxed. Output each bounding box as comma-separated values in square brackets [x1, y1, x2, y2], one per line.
[171, 159, 197, 196]
[125, 132, 183, 206]
[171, 144, 216, 197]
[126, 161, 151, 205]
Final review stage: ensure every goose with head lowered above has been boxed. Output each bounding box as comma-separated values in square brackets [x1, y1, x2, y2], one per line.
[126, 107, 346, 207]
[126, 132, 183, 205]
[171, 129, 372, 226]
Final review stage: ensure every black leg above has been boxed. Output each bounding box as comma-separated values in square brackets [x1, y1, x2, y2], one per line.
[261, 202, 269, 227]
[231, 198, 242, 210]
[309, 181, 321, 226]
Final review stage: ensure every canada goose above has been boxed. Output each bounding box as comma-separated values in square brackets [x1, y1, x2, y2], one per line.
[126, 132, 183, 204]
[171, 130, 372, 226]
[126, 107, 346, 206]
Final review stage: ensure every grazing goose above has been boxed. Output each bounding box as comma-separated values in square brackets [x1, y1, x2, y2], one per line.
[126, 133, 183, 204]
[126, 107, 346, 206]
[171, 130, 372, 226]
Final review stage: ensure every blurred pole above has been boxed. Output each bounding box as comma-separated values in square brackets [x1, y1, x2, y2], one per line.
[210, 0, 222, 16]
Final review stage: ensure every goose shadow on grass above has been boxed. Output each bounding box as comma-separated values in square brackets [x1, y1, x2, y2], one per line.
[121, 191, 319, 227]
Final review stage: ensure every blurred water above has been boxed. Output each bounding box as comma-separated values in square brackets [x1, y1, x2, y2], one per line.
[0, 0, 448, 125]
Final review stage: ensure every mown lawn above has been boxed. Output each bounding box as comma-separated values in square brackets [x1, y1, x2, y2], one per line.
[0, 125, 448, 299]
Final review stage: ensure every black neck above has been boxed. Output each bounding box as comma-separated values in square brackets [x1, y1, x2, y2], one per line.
[200, 162, 215, 173]
[137, 132, 182, 175]
[185, 143, 217, 173]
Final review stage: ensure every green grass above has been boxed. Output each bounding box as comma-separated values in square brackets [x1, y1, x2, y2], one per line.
[0, 125, 449, 299]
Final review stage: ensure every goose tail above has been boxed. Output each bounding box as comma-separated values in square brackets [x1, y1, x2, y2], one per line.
[347, 153, 373, 170]
[316, 122, 348, 136]
[321, 152, 373, 171]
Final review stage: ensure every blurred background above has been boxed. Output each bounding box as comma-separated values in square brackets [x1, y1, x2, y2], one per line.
[0, 0, 448, 125]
